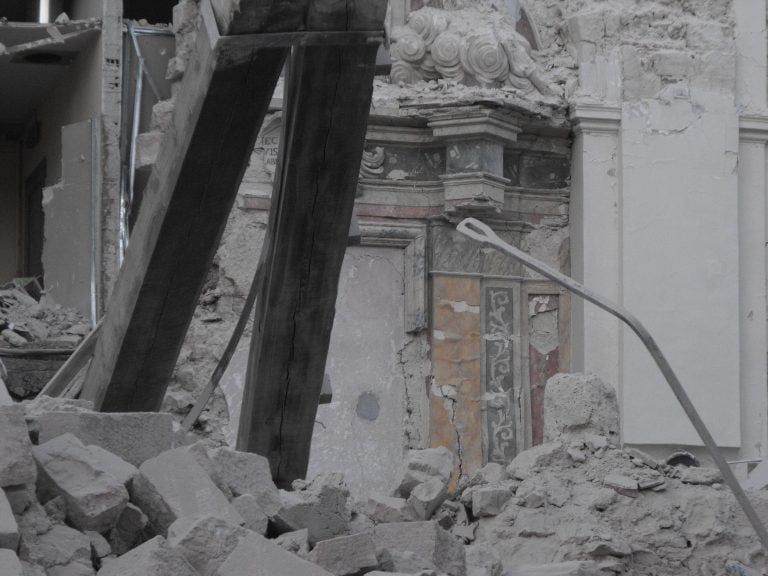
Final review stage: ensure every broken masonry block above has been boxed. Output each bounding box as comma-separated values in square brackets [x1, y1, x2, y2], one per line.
[231, 494, 268, 535]
[97, 536, 197, 576]
[362, 495, 414, 524]
[465, 543, 503, 576]
[0, 406, 37, 487]
[0, 549, 23, 576]
[506, 442, 570, 481]
[21, 524, 92, 572]
[34, 411, 173, 467]
[167, 515, 248, 576]
[274, 528, 310, 558]
[32, 433, 129, 533]
[130, 448, 243, 535]
[85, 444, 139, 489]
[471, 485, 513, 518]
[108, 503, 148, 557]
[505, 561, 600, 576]
[208, 446, 279, 505]
[4, 484, 35, 515]
[394, 447, 454, 498]
[309, 532, 379, 576]
[407, 477, 448, 520]
[543, 373, 619, 443]
[217, 531, 335, 576]
[374, 521, 466, 576]
[0, 488, 20, 550]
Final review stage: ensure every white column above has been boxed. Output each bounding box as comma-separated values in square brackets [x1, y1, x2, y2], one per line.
[737, 116, 768, 462]
[570, 104, 622, 396]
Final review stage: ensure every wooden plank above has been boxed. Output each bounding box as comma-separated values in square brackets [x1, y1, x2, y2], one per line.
[38, 320, 102, 398]
[80, 1, 292, 411]
[236, 0, 387, 487]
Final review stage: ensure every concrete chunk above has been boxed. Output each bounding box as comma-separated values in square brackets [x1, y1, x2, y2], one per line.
[96, 536, 197, 576]
[374, 521, 466, 576]
[407, 477, 447, 520]
[543, 373, 619, 442]
[394, 447, 454, 498]
[33, 433, 128, 532]
[275, 474, 351, 544]
[0, 488, 19, 550]
[0, 549, 22, 576]
[363, 495, 414, 524]
[208, 447, 279, 503]
[471, 485, 513, 518]
[0, 406, 37, 487]
[217, 531, 335, 576]
[130, 448, 243, 535]
[167, 515, 247, 576]
[34, 412, 173, 467]
[309, 532, 378, 576]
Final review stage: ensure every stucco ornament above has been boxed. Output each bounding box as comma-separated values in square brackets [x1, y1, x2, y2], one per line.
[389, 7, 557, 96]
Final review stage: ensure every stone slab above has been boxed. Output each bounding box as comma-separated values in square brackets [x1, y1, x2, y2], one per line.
[0, 406, 37, 487]
[34, 412, 173, 467]
[33, 433, 129, 532]
[217, 531, 335, 576]
[97, 536, 197, 576]
[130, 448, 243, 535]
[309, 532, 378, 576]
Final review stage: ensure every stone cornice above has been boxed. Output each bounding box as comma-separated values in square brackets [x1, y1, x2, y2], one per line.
[570, 103, 621, 135]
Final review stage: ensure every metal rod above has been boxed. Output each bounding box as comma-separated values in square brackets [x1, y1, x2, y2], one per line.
[456, 216, 768, 554]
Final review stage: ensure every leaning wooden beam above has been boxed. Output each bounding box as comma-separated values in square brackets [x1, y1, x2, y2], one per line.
[80, 0, 293, 411]
[236, 0, 387, 486]
[38, 320, 102, 398]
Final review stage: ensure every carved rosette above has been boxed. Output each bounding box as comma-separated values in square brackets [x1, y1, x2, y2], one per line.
[389, 7, 556, 96]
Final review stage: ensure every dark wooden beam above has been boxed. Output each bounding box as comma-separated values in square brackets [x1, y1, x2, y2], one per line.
[80, 1, 296, 411]
[236, 0, 386, 487]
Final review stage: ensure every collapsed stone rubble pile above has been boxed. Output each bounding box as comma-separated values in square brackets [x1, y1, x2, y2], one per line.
[0, 373, 767, 575]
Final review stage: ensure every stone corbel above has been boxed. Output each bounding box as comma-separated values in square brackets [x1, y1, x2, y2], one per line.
[428, 110, 521, 213]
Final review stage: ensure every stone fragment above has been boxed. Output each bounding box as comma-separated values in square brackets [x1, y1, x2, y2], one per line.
[34, 412, 173, 467]
[623, 447, 658, 469]
[507, 561, 600, 576]
[516, 480, 547, 509]
[466, 543, 502, 576]
[543, 373, 619, 442]
[452, 521, 477, 543]
[309, 532, 378, 576]
[4, 484, 34, 515]
[567, 447, 587, 463]
[468, 463, 505, 487]
[0, 406, 37, 487]
[506, 443, 569, 481]
[589, 488, 617, 512]
[637, 477, 666, 491]
[175, 442, 232, 499]
[33, 433, 128, 532]
[584, 434, 609, 452]
[586, 537, 632, 557]
[16, 502, 51, 539]
[374, 521, 466, 576]
[274, 528, 310, 557]
[167, 515, 247, 576]
[275, 474, 351, 544]
[0, 549, 23, 576]
[85, 445, 138, 488]
[407, 477, 447, 520]
[603, 473, 638, 497]
[231, 494, 268, 535]
[471, 485, 513, 517]
[363, 495, 414, 524]
[208, 447, 280, 510]
[85, 531, 111, 559]
[0, 488, 20, 550]
[679, 466, 722, 485]
[130, 448, 243, 535]
[217, 531, 335, 576]
[108, 503, 148, 556]
[394, 447, 454, 498]
[21, 524, 91, 571]
[96, 536, 196, 576]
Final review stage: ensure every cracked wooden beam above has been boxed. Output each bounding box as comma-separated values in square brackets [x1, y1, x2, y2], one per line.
[236, 0, 387, 487]
[80, 0, 294, 411]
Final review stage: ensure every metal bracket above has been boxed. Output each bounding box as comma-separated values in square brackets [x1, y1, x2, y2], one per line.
[456, 217, 768, 554]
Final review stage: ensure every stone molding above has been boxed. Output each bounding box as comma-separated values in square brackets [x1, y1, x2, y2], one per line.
[739, 115, 768, 144]
[570, 103, 621, 135]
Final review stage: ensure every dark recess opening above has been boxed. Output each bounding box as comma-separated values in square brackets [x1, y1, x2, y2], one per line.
[24, 161, 46, 285]
[123, 0, 176, 25]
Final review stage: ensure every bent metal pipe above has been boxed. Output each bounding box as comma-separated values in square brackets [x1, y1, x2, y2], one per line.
[456, 216, 768, 554]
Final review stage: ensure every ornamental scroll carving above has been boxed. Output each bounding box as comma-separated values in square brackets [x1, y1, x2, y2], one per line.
[389, 7, 557, 96]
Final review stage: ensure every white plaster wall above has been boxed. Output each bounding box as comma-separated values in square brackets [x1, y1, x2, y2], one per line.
[308, 246, 408, 499]
[620, 96, 741, 447]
